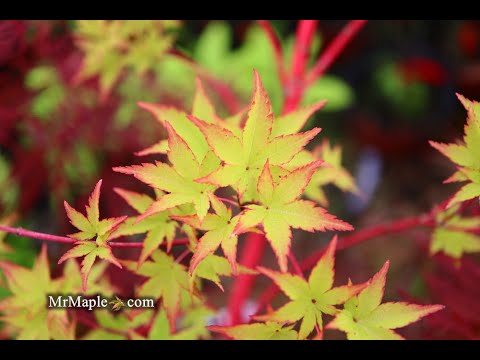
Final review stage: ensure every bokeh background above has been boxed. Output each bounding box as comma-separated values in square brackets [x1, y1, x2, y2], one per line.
[1, 20, 480, 339]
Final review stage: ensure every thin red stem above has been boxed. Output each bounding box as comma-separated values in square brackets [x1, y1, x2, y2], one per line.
[257, 20, 286, 83]
[302, 214, 435, 271]
[306, 20, 367, 85]
[291, 20, 319, 79]
[111, 238, 188, 248]
[217, 197, 239, 208]
[227, 232, 267, 325]
[255, 212, 436, 315]
[0, 225, 76, 244]
[175, 248, 191, 264]
[226, 19, 367, 326]
[283, 20, 319, 113]
[0, 225, 188, 249]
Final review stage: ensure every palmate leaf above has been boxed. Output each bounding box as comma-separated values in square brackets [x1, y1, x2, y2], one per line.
[191, 70, 322, 202]
[75, 20, 180, 97]
[0, 246, 109, 339]
[172, 194, 239, 274]
[137, 77, 232, 159]
[288, 140, 359, 207]
[110, 188, 177, 266]
[430, 206, 480, 259]
[60, 180, 126, 291]
[85, 305, 214, 340]
[430, 94, 480, 207]
[144, 306, 214, 340]
[235, 161, 353, 272]
[83, 309, 153, 340]
[327, 261, 444, 340]
[114, 123, 219, 222]
[192, 254, 256, 292]
[210, 322, 298, 340]
[122, 250, 193, 328]
[254, 237, 365, 339]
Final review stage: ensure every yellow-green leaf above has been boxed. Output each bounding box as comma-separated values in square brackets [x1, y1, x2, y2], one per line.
[327, 261, 444, 340]
[236, 162, 353, 272]
[210, 322, 298, 340]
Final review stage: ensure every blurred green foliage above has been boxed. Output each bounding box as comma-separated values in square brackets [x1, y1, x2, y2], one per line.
[375, 62, 430, 118]
[193, 21, 354, 114]
[25, 66, 66, 121]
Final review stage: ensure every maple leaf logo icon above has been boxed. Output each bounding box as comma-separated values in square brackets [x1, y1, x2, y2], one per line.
[109, 296, 125, 311]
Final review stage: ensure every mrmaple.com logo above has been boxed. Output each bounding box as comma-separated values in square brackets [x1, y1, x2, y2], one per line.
[47, 294, 154, 311]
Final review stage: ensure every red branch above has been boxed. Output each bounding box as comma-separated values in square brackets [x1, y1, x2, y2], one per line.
[257, 20, 286, 83]
[255, 213, 436, 313]
[291, 20, 319, 79]
[306, 20, 367, 85]
[227, 20, 327, 324]
[283, 20, 319, 114]
[303, 214, 435, 270]
[0, 225, 188, 249]
[0, 225, 77, 244]
[225, 20, 369, 325]
[227, 232, 267, 325]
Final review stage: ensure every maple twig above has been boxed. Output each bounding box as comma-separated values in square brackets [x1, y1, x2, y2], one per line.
[283, 20, 319, 114]
[227, 20, 367, 326]
[0, 225, 76, 244]
[301, 214, 435, 271]
[175, 248, 191, 264]
[227, 232, 267, 325]
[255, 212, 437, 314]
[291, 20, 319, 80]
[0, 225, 188, 249]
[227, 20, 320, 324]
[305, 20, 367, 85]
[257, 20, 286, 83]
[111, 238, 188, 248]
[217, 197, 239, 208]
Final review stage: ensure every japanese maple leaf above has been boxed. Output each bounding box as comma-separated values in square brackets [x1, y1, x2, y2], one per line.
[288, 140, 359, 206]
[235, 161, 353, 271]
[137, 77, 237, 158]
[139, 306, 214, 340]
[122, 250, 193, 328]
[113, 122, 219, 222]
[0, 246, 75, 340]
[75, 20, 180, 98]
[56, 259, 114, 296]
[430, 94, 480, 207]
[171, 194, 240, 274]
[327, 261, 444, 340]
[86, 306, 214, 340]
[190, 70, 321, 202]
[110, 188, 177, 266]
[210, 322, 298, 340]
[269, 100, 327, 138]
[83, 309, 153, 340]
[254, 237, 365, 339]
[59, 180, 126, 291]
[192, 254, 256, 292]
[430, 205, 480, 259]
